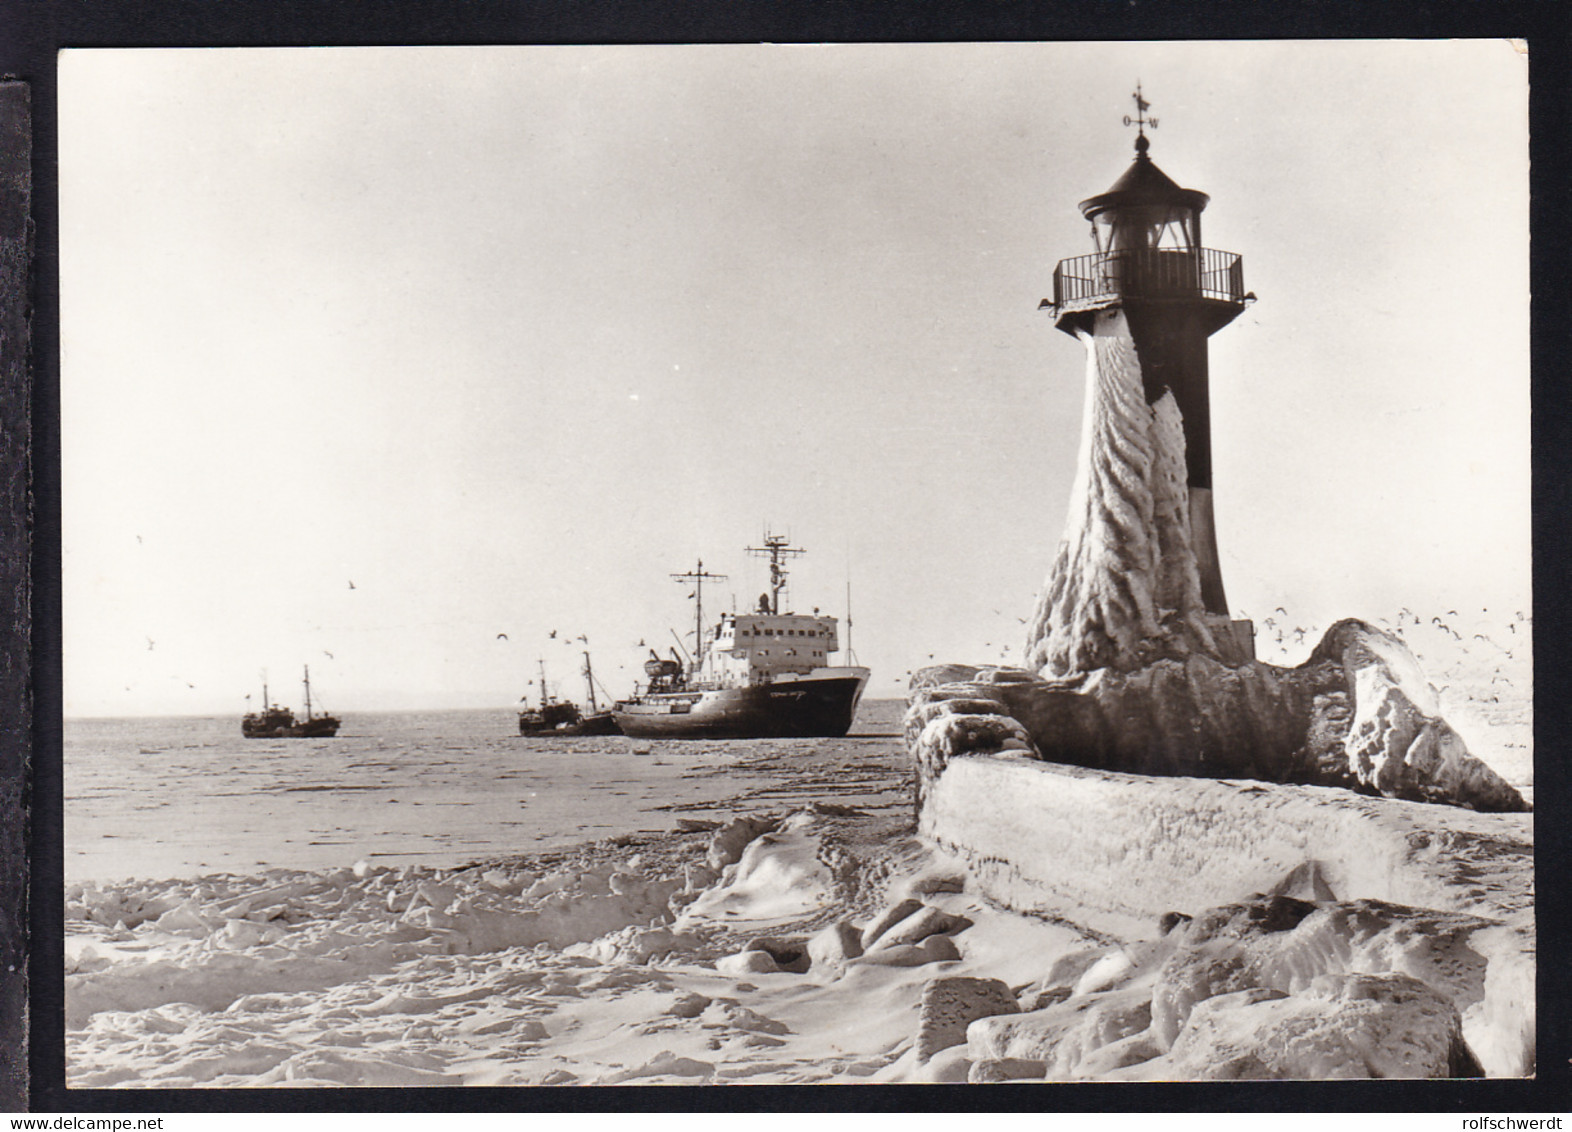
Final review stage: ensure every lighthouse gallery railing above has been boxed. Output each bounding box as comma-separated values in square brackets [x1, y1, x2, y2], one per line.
[1052, 248, 1244, 309]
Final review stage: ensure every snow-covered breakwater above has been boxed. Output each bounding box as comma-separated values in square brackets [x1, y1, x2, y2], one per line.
[922, 757, 1532, 934]
[913, 737, 1532, 1077]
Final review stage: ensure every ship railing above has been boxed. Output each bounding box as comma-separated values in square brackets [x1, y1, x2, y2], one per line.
[1051, 247, 1244, 309]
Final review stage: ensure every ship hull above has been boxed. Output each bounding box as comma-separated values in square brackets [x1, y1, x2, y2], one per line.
[612, 671, 868, 739]
[519, 710, 621, 737]
[242, 718, 340, 739]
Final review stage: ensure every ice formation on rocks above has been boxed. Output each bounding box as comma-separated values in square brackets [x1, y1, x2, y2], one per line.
[966, 893, 1498, 1081]
[909, 618, 1526, 813]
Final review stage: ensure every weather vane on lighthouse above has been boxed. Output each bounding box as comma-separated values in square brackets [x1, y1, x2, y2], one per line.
[1122, 83, 1158, 151]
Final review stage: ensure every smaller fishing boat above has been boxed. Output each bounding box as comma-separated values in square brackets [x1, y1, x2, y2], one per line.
[518, 652, 620, 736]
[242, 666, 340, 738]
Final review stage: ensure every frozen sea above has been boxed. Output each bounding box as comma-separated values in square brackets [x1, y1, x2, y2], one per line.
[64, 700, 911, 885]
[63, 611, 1530, 887]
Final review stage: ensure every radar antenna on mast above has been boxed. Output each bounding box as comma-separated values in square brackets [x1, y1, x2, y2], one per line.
[746, 531, 805, 615]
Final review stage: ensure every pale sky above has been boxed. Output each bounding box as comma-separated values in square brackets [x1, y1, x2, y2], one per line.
[58, 40, 1531, 716]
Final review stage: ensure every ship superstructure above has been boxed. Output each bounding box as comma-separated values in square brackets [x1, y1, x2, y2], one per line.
[613, 534, 869, 738]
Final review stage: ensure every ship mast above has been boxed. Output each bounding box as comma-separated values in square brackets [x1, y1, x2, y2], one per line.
[302, 666, 312, 721]
[746, 532, 805, 615]
[582, 651, 598, 713]
[671, 559, 728, 666]
[845, 577, 856, 664]
[538, 658, 550, 708]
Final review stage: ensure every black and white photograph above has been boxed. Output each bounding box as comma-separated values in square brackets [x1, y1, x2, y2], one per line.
[53, 38, 1534, 1092]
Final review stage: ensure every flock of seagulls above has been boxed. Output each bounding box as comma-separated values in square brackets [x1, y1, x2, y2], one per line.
[938, 602, 1534, 679]
[501, 630, 598, 647]
[119, 540, 661, 704]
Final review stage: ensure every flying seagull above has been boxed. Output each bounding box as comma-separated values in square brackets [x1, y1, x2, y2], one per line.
[496, 633, 508, 641]
[348, 580, 356, 590]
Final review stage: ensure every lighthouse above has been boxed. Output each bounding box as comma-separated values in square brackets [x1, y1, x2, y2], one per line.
[1042, 86, 1249, 620]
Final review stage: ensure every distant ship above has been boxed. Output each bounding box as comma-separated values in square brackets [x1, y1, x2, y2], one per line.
[613, 534, 870, 739]
[242, 666, 340, 738]
[518, 652, 620, 736]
